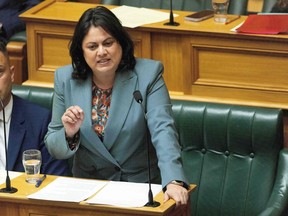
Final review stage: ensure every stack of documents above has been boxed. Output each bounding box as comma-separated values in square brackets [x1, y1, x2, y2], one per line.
[28, 177, 162, 207]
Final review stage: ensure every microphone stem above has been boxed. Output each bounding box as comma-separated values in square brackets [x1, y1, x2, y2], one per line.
[146, 130, 153, 204]
[0, 98, 17, 193]
[133, 90, 159, 207]
[2, 108, 10, 189]
[169, 0, 174, 23]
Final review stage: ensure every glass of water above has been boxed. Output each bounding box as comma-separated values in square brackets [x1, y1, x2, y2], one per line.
[212, 0, 230, 23]
[22, 149, 42, 184]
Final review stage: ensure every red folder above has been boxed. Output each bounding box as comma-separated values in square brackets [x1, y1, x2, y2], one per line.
[236, 14, 288, 34]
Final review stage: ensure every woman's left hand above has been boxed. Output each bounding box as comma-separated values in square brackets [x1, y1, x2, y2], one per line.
[163, 183, 189, 207]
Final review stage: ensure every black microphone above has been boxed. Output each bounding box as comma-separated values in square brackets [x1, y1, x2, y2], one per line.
[133, 90, 160, 207]
[164, 0, 179, 26]
[0, 98, 18, 193]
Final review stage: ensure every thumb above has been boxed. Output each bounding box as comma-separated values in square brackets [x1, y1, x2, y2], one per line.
[163, 191, 170, 203]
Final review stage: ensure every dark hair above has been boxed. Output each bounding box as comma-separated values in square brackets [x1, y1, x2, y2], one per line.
[69, 6, 136, 80]
[0, 40, 8, 57]
[271, 0, 288, 13]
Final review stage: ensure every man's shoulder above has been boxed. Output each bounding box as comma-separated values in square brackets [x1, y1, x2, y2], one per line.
[13, 95, 50, 115]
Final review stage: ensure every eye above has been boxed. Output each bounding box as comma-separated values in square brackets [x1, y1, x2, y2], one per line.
[87, 44, 98, 50]
[103, 39, 115, 47]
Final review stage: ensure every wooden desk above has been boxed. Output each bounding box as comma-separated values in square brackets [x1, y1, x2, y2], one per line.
[0, 173, 196, 216]
[20, 0, 288, 110]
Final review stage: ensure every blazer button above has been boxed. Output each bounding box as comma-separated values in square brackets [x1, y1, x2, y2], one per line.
[114, 166, 121, 171]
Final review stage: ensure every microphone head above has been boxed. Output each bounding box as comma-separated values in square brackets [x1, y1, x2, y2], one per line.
[133, 90, 143, 104]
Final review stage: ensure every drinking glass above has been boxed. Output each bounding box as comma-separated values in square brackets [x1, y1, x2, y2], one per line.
[212, 0, 229, 23]
[22, 149, 42, 184]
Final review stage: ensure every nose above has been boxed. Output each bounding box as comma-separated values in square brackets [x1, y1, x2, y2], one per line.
[97, 45, 107, 56]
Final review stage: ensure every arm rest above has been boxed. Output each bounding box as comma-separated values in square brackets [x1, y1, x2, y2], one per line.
[8, 31, 27, 42]
[259, 148, 288, 216]
[7, 31, 27, 84]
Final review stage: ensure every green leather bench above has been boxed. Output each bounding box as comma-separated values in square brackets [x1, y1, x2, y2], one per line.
[12, 84, 288, 216]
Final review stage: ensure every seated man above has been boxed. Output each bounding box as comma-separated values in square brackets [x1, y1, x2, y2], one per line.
[0, 0, 42, 43]
[0, 40, 69, 176]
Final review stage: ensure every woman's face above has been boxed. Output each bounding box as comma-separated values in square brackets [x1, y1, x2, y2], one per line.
[82, 26, 122, 77]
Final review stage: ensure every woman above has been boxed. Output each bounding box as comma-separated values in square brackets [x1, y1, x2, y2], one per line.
[44, 6, 189, 205]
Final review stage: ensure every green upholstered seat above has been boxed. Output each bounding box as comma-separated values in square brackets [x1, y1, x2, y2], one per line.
[8, 31, 27, 43]
[172, 100, 288, 216]
[12, 85, 288, 215]
[100, 0, 249, 15]
[262, 0, 277, 12]
[12, 85, 54, 110]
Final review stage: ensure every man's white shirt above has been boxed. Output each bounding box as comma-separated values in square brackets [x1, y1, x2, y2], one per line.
[0, 97, 13, 170]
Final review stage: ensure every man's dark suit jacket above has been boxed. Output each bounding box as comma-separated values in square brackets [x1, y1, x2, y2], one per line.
[0, 0, 41, 39]
[7, 94, 68, 176]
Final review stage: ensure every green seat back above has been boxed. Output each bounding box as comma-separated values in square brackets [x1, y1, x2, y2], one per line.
[171, 100, 284, 216]
[12, 85, 54, 110]
[262, 0, 277, 12]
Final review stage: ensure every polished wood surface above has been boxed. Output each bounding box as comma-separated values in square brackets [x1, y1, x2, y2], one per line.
[0, 173, 196, 216]
[7, 41, 28, 84]
[248, 0, 263, 13]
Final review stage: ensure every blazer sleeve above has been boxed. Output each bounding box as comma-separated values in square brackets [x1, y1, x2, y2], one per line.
[44, 65, 77, 160]
[135, 59, 189, 187]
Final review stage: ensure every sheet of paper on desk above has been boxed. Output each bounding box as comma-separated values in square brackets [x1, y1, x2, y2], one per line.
[27, 177, 107, 202]
[0, 170, 22, 184]
[111, 5, 178, 28]
[86, 181, 162, 207]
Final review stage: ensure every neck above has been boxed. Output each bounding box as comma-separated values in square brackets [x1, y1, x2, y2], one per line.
[93, 74, 114, 90]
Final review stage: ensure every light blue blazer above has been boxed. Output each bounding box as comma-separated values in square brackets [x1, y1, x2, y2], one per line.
[45, 58, 188, 188]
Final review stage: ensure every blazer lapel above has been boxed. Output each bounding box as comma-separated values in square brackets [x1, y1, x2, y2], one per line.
[71, 74, 120, 165]
[104, 70, 137, 150]
[8, 96, 26, 170]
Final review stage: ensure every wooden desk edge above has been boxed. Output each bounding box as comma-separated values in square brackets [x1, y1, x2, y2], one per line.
[0, 173, 196, 216]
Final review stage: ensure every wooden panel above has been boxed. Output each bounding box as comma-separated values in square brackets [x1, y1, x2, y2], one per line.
[248, 0, 263, 13]
[178, 34, 288, 109]
[195, 48, 288, 88]
[152, 33, 185, 93]
[25, 22, 74, 85]
[7, 41, 28, 84]
[127, 30, 151, 58]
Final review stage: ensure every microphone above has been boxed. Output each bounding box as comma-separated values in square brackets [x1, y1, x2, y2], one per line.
[0, 98, 18, 193]
[164, 0, 179, 26]
[133, 90, 160, 207]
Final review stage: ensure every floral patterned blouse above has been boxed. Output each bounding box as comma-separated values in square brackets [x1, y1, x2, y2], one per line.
[91, 82, 112, 140]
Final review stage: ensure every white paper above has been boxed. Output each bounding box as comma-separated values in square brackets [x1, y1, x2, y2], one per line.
[28, 177, 107, 202]
[86, 181, 162, 207]
[0, 170, 22, 184]
[230, 21, 244, 32]
[111, 5, 178, 28]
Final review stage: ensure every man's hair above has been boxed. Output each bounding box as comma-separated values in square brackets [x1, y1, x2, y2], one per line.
[0, 40, 8, 57]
